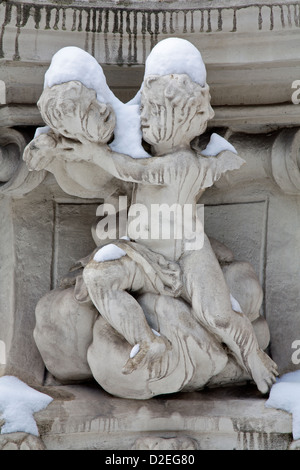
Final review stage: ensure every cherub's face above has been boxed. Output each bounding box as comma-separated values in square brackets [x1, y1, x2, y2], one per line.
[140, 74, 214, 154]
[38, 81, 115, 144]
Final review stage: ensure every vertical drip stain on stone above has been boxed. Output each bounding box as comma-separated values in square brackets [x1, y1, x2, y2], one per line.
[78, 9, 83, 32]
[112, 9, 118, 34]
[62, 8, 66, 31]
[269, 5, 274, 31]
[53, 8, 60, 31]
[117, 9, 124, 65]
[1, 1, 300, 64]
[217, 9, 223, 32]
[104, 9, 110, 63]
[91, 8, 97, 34]
[147, 11, 155, 50]
[126, 10, 132, 63]
[154, 11, 159, 44]
[45, 6, 52, 30]
[287, 4, 292, 27]
[71, 8, 76, 32]
[34, 5, 41, 30]
[258, 6, 263, 30]
[133, 10, 138, 63]
[280, 5, 285, 28]
[104, 9, 109, 34]
[190, 10, 194, 33]
[85, 8, 91, 33]
[13, 3, 21, 60]
[162, 11, 167, 34]
[294, 4, 300, 27]
[200, 10, 204, 32]
[232, 7, 237, 32]
[207, 8, 212, 32]
[141, 11, 146, 63]
[169, 11, 175, 34]
[183, 11, 187, 33]
[0, 1, 12, 58]
[97, 9, 102, 33]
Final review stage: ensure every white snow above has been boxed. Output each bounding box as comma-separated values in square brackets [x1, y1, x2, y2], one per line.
[230, 294, 243, 313]
[34, 125, 51, 138]
[130, 344, 140, 359]
[152, 329, 161, 337]
[144, 37, 207, 87]
[128, 37, 208, 108]
[201, 133, 237, 157]
[0, 376, 53, 436]
[43, 46, 150, 159]
[93, 243, 127, 262]
[265, 370, 300, 440]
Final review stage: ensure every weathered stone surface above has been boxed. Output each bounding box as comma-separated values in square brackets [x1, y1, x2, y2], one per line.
[132, 436, 199, 450]
[34, 287, 97, 383]
[0, 0, 299, 452]
[0, 432, 46, 450]
[34, 383, 293, 450]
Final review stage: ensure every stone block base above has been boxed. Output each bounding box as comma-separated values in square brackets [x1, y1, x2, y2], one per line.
[33, 384, 293, 450]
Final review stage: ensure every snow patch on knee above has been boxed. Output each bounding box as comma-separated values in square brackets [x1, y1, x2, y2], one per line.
[93, 244, 127, 262]
[130, 344, 140, 358]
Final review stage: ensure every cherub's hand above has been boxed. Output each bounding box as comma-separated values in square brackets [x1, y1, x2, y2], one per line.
[23, 133, 57, 171]
[56, 136, 99, 164]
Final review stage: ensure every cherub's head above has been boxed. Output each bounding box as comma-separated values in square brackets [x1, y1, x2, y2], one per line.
[140, 74, 214, 155]
[38, 81, 115, 144]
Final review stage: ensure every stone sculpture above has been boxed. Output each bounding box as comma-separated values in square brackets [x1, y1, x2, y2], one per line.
[23, 38, 278, 399]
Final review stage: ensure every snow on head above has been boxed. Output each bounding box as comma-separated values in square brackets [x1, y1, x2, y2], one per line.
[0, 376, 53, 436]
[43, 46, 150, 159]
[144, 38, 207, 87]
[44, 46, 113, 104]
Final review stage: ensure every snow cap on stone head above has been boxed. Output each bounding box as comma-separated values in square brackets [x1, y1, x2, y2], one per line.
[144, 38, 207, 87]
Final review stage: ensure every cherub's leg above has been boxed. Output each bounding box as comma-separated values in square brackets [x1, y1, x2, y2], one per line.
[180, 235, 278, 394]
[83, 256, 170, 374]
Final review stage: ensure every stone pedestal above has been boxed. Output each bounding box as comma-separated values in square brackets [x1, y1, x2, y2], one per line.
[33, 383, 293, 450]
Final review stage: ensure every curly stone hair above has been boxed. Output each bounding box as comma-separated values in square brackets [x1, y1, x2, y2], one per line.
[38, 81, 115, 144]
[141, 74, 214, 148]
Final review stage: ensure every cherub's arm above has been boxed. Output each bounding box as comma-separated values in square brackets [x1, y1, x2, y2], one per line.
[90, 145, 174, 186]
[24, 130, 173, 186]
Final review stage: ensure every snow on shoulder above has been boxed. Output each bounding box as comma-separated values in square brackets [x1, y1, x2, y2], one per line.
[43, 46, 150, 159]
[265, 370, 300, 440]
[0, 375, 53, 436]
[93, 244, 127, 263]
[144, 37, 207, 87]
[201, 133, 237, 157]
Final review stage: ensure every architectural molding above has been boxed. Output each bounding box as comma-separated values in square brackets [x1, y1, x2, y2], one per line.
[0, 127, 46, 196]
[271, 128, 300, 195]
[1, 0, 299, 110]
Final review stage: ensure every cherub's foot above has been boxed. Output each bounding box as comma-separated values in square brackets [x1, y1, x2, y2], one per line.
[247, 348, 278, 394]
[122, 334, 171, 375]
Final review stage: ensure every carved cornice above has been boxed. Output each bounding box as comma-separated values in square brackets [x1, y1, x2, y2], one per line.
[1, 0, 299, 112]
[1, 0, 299, 64]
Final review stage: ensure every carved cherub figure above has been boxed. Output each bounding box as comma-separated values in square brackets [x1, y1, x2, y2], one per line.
[24, 39, 278, 397]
